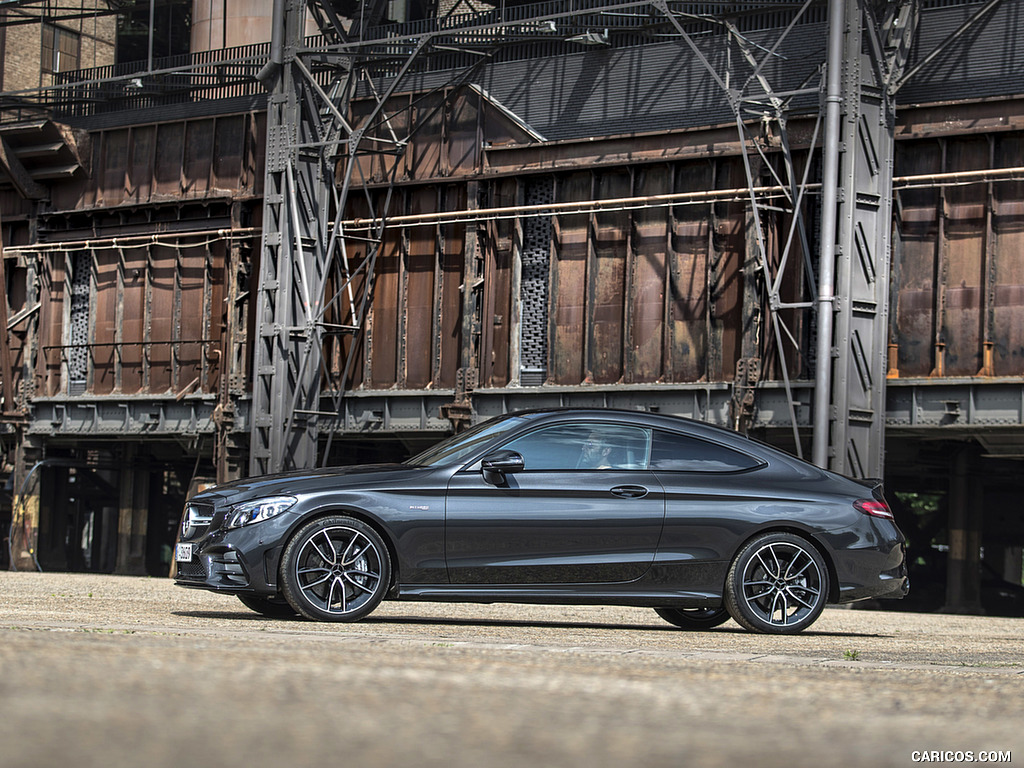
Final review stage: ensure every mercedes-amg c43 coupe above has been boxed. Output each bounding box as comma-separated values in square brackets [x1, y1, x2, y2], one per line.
[175, 408, 907, 634]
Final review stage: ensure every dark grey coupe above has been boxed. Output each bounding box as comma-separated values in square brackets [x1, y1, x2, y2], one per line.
[174, 408, 907, 634]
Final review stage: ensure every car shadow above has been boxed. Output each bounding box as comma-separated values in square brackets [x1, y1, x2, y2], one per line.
[171, 610, 888, 637]
[173, 610, 288, 622]
[365, 615, 889, 638]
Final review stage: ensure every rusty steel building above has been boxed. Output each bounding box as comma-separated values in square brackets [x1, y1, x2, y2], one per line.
[1, 0, 1022, 613]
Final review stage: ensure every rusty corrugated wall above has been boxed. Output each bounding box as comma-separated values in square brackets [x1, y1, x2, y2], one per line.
[24, 113, 262, 400]
[893, 132, 1024, 379]
[6, 100, 1024, 416]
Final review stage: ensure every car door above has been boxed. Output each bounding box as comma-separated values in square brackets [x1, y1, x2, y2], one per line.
[444, 422, 665, 585]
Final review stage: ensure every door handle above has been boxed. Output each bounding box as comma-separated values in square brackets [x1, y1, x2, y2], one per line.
[610, 485, 649, 499]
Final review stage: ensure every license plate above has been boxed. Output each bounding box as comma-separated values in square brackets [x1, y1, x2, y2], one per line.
[175, 543, 193, 563]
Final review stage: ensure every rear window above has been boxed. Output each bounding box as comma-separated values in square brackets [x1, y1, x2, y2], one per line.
[649, 430, 762, 472]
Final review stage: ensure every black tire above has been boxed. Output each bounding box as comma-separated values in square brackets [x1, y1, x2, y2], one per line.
[280, 515, 391, 622]
[724, 532, 829, 634]
[237, 594, 298, 619]
[654, 607, 731, 630]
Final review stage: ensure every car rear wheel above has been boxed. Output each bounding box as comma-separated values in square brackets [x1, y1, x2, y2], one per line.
[237, 594, 298, 619]
[724, 532, 828, 634]
[654, 607, 731, 630]
[280, 515, 391, 622]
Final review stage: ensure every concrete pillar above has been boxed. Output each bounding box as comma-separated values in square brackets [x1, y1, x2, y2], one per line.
[115, 445, 149, 575]
[1003, 547, 1023, 585]
[8, 435, 42, 571]
[943, 445, 983, 613]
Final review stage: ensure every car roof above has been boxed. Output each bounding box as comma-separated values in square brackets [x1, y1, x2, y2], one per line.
[486, 406, 832, 474]
[490, 407, 756, 445]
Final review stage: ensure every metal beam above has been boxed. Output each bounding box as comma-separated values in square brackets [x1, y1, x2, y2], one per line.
[812, 0, 926, 479]
[0, 136, 46, 199]
[0, 208, 17, 417]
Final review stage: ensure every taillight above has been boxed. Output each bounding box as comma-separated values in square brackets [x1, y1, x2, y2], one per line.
[854, 498, 894, 520]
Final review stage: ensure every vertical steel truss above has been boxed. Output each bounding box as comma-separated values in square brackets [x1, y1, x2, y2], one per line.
[825, 0, 917, 478]
[253, 0, 928, 477]
[251, 0, 486, 474]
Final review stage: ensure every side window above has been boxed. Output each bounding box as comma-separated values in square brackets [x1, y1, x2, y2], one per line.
[501, 423, 651, 471]
[650, 430, 761, 472]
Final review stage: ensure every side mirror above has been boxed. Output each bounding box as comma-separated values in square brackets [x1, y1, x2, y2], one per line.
[480, 450, 525, 486]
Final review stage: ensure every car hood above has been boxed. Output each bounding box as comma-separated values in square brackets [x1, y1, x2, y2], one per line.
[192, 463, 432, 506]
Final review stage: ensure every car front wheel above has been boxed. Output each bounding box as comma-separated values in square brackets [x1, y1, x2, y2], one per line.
[280, 515, 391, 622]
[724, 532, 829, 634]
[654, 607, 731, 630]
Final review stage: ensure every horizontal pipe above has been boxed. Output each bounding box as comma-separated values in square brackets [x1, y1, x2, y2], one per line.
[340, 164, 1024, 231]
[343, 183, 807, 230]
[6, 168, 1022, 255]
[892, 165, 1024, 189]
[3, 227, 261, 255]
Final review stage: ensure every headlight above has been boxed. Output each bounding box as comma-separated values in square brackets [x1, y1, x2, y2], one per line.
[225, 496, 296, 529]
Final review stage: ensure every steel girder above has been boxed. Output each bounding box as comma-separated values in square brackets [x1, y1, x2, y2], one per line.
[250, 0, 442, 474]
[250, 0, 337, 474]
[811, 0, 918, 479]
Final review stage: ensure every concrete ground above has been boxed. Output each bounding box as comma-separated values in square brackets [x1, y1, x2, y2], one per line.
[0, 571, 1020, 768]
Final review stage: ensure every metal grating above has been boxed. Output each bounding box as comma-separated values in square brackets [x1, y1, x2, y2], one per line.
[519, 178, 553, 386]
[67, 251, 90, 395]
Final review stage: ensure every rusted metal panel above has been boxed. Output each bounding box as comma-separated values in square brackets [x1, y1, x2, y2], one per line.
[38, 255, 66, 397]
[892, 130, 1024, 380]
[895, 98, 1024, 141]
[484, 124, 751, 178]
[128, 125, 156, 204]
[893, 140, 941, 377]
[668, 162, 712, 382]
[992, 134, 1024, 376]
[183, 121, 215, 196]
[437, 187, 466, 390]
[404, 190, 437, 389]
[336, 194, 372, 392]
[369, 198, 402, 388]
[590, 171, 629, 384]
[550, 173, 589, 385]
[410, 94, 444, 182]
[99, 129, 130, 207]
[92, 251, 118, 394]
[629, 166, 670, 384]
[481, 179, 515, 386]
[177, 245, 210, 393]
[212, 116, 246, 192]
[147, 247, 175, 393]
[46, 114, 262, 212]
[249, 112, 267, 197]
[120, 248, 147, 393]
[448, 90, 480, 175]
[710, 158, 746, 382]
[154, 122, 186, 199]
[2, 257, 28, 407]
[942, 137, 988, 377]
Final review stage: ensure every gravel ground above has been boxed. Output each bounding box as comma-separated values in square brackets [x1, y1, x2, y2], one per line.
[0, 571, 1021, 768]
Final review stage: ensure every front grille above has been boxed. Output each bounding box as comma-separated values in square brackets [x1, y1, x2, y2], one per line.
[180, 502, 216, 540]
[176, 558, 207, 579]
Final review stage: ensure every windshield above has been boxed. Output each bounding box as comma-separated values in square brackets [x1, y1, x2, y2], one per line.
[405, 414, 532, 467]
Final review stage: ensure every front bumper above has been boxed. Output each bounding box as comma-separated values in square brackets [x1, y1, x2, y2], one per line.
[174, 513, 294, 597]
